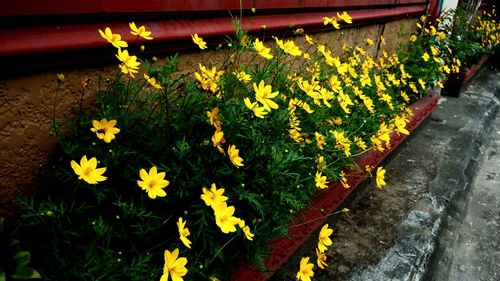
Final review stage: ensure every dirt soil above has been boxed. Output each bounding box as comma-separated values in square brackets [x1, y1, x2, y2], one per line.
[270, 128, 437, 281]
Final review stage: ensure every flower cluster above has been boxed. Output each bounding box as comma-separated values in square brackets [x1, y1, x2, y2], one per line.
[24, 8, 493, 281]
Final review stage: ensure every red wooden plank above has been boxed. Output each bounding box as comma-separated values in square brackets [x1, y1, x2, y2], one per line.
[230, 89, 440, 281]
[2, 0, 428, 16]
[0, 5, 426, 57]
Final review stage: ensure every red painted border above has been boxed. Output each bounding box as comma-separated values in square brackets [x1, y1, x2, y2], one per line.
[230, 89, 440, 281]
[463, 53, 491, 84]
[3, 0, 427, 16]
[0, 6, 425, 57]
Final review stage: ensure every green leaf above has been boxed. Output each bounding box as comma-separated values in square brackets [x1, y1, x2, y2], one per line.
[0, 270, 6, 281]
[11, 266, 42, 279]
[13, 251, 30, 266]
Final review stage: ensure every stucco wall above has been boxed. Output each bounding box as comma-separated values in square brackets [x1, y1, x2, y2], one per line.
[0, 19, 417, 219]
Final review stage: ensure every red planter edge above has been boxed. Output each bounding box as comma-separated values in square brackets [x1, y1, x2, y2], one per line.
[230, 88, 441, 281]
[463, 53, 491, 85]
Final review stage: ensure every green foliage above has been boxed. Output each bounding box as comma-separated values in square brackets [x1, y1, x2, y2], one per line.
[0, 218, 41, 281]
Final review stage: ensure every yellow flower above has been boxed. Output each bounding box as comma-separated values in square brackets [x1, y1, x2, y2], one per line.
[337, 11, 353, 24]
[380, 35, 386, 45]
[418, 78, 426, 90]
[323, 17, 340, 29]
[244, 97, 269, 118]
[160, 248, 188, 281]
[376, 166, 386, 189]
[238, 220, 255, 241]
[90, 118, 120, 143]
[253, 80, 279, 111]
[201, 183, 228, 207]
[316, 248, 328, 269]
[422, 52, 430, 62]
[242, 225, 254, 240]
[56, 73, 65, 82]
[70, 155, 107, 184]
[315, 132, 326, 150]
[228, 145, 244, 168]
[394, 115, 409, 135]
[144, 74, 162, 89]
[177, 217, 192, 249]
[207, 107, 222, 132]
[409, 35, 417, 42]
[274, 37, 302, 56]
[316, 155, 326, 171]
[214, 203, 240, 233]
[354, 136, 367, 150]
[365, 38, 374, 46]
[296, 257, 314, 281]
[315, 171, 329, 189]
[137, 166, 169, 199]
[332, 130, 351, 157]
[234, 71, 252, 82]
[129, 22, 153, 40]
[211, 131, 226, 155]
[116, 49, 140, 77]
[253, 38, 273, 59]
[305, 34, 314, 45]
[317, 224, 333, 252]
[98, 27, 128, 49]
[191, 33, 207, 50]
[340, 171, 350, 189]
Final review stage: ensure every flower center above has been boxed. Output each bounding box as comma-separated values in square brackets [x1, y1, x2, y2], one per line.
[148, 180, 157, 189]
[83, 167, 93, 176]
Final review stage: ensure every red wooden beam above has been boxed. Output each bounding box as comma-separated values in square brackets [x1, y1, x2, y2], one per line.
[0, 5, 426, 57]
[3, 0, 427, 16]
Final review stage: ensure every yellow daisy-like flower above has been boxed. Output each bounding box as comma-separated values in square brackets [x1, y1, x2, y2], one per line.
[191, 33, 207, 50]
[244, 97, 269, 119]
[129, 22, 153, 40]
[274, 37, 302, 56]
[315, 171, 329, 189]
[144, 74, 162, 89]
[375, 167, 386, 189]
[238, 220, 255, 241]
[316, 248, 328, 269]
[90, 118, 120, 143]
[323, 17, 340, 29]
[296, 257, 314, 281]
[177, 217, 192, 249]
[394, 115, 409, 135]
[137, 166, 169, 199]
[234, 71, 252, 82]
[253, 38, 274, 59]
[317, 224, 333, 252]
[337, 11, 353, 24]
[70, 155, 107, 185]
[98, 27, 128, 49]
[207, 107, 222, 132]
[116, 49, 140, 78]
[227, 145, 244, 168]
[315, 132, 326, 150]
[160, 248, 188, 281]
[305, 34, 314, 45]
[376, 167, 386, 189]
[213, 203, 240, 233]
[201, 183, 228, 207]
[422, 52, 430, 62]
[211, 130, 226, 155]
[253, 80, 279, 111]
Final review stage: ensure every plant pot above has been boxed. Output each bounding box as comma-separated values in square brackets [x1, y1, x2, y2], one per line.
[230, 87, 441, 281]
[442, 53, 491, 97]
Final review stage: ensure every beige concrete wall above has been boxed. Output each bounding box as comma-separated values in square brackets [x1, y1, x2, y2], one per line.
[0, 18, 417, 218]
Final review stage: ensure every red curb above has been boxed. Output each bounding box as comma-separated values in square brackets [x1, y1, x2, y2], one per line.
[230, 89, 440, 281]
